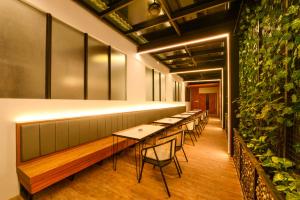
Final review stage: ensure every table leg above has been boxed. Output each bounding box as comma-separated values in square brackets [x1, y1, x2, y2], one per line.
[112, 136, 119, 171]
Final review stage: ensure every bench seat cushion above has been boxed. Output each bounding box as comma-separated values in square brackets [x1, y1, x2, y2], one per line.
[17, 136, 135, 194]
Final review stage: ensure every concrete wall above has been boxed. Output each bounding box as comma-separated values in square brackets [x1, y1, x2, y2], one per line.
[0, 0, 185, 199]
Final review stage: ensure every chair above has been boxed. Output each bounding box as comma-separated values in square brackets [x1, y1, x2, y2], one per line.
[194, 117, 201, 137]
[139, 139, 180, 197]
[158, 130, 188, 172]
[182, 120, 197, 146]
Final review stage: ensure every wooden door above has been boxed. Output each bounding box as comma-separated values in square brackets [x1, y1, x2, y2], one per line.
[191, 88, 207, 110]
[208, 93, 217, 115]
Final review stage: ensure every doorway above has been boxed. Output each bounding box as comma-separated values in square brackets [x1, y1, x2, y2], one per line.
[190, 84, 220, 117]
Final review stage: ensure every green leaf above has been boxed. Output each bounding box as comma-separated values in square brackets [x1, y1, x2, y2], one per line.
[291, 19, 300, 30]
[286, 192, 300, 200]
[285, 83, 294, 92]
[275, 185, 289, 191]
[273, 172, 285, 183]
[287, 5, 299, 15]
[292, 94, 297, 103]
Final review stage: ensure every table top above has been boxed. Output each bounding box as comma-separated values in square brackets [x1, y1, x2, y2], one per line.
[171, 114, 192, 118]
[154, 117, 183, 125]
[112, 124, 165, 140]
[188, 110, 202, 113]
[181, 112, 194, 115]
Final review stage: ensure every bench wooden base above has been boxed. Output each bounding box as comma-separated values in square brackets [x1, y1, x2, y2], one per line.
[17, 136, 135, 196]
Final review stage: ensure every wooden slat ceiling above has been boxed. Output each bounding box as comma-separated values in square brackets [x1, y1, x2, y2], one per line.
[76, 0, 242, 82]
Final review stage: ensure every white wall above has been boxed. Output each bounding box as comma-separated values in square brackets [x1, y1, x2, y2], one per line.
[0, 0, 185, 199]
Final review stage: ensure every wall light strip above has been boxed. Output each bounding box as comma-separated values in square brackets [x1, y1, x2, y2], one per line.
[137, 33, 229, 55]
[170, 67, 223, 75]
[184, 79, 221, 83]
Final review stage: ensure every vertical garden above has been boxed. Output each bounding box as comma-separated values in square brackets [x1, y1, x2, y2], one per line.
[237, 0, 300, 199]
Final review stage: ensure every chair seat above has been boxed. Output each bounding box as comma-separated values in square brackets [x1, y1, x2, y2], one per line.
[143, 145, 170, 161]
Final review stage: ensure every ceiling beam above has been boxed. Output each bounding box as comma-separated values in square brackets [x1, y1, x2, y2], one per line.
[166, 56, 224, 65]
[125, 0, 233, 35]
[160, 47, 224, 61]
[158, 0, 181, 36]
[99, 0, 134, 18]
[138, 20, 234, 53]
[170, 60, 224, 73]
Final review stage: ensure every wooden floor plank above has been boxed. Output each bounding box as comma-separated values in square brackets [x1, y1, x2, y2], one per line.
[16, 117, 243, 200]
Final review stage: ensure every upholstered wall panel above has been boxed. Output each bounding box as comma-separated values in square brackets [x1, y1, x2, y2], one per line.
[122, 113, 128, 129]
[40, 122, 56, 156]
[55, 121, 69, 151]
[105, 116, 112, 136]
[69, 120, 80, 147]
[79, 119, 90, 144]
[18, 106, 186, 162]
[21, 125, 40, 161]
[97, 117, 106, 139]
[89, 118, 98, 141]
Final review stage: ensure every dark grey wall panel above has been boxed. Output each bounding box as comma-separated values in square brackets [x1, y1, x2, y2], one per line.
[111, 48, 126, 100]
[0, 0, 46, 98]
[87, 37, 109, 100]
[69, 120, 80, 147]
[51, 19, 84, 99]
[56, 121, 69, 151]
[40, 122, 56, 156]
[21, 125, 40, 161]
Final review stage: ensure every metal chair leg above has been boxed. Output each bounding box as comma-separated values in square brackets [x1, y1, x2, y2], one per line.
[189, 132, 195, 146]
[182, 147, 188, 162]
[159, 167, 171, 197]
[138, 160, 145, 183]
[174, 155, 182, 174]
[192, 131, 198, 142]
[173, 158, 181, 177]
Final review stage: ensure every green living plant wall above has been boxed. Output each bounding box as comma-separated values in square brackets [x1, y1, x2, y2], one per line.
[237, 0, 300, 199]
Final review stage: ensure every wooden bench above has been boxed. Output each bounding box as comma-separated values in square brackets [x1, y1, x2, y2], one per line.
[16, 106, 186, 199]
[17, 136, 134, 196]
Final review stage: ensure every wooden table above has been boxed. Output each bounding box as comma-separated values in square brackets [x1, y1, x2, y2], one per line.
[153, 117, 183, 125]
[188, 110, 202, 113]
[181, 112, 194, 115]
[171, 114, 192, 119]
[112, 124, 166, 180]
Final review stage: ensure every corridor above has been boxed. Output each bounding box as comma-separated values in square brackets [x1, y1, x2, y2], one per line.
[26, 118, 243, 200]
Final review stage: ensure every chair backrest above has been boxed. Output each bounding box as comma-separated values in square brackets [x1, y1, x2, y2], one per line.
[195, 118, 199, 125]
[186, 120, 195, 131]
[143, 139, 176, 161]
[159, 130, 185, 148]
[200, 114, 204, 120]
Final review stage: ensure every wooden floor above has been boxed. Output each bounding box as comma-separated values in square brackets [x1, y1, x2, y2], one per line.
[17, 118, 243, 200]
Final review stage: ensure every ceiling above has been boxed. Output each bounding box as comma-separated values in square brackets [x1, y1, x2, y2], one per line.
[76, 0, 242, 84]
